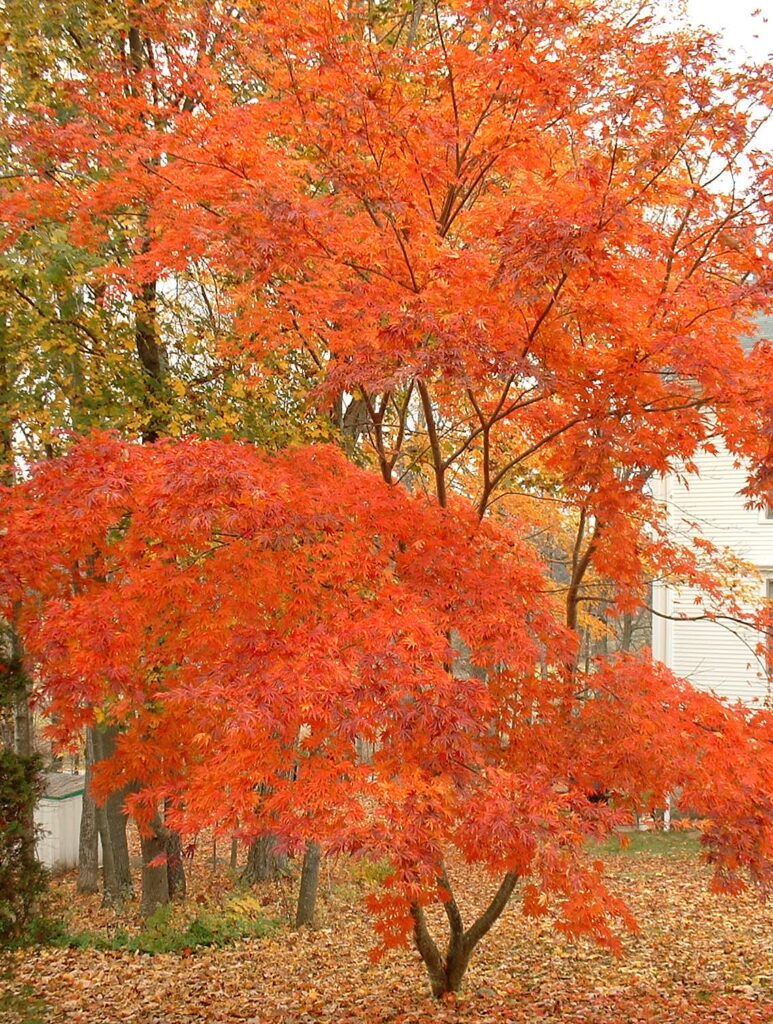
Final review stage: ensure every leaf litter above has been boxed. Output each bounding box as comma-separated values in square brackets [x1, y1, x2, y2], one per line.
[4, 835, 773, 1023]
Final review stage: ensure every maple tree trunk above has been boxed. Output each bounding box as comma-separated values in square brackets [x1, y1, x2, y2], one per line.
[0, 713, 12, 751]
[134, 278, 169, 444]
[242, 834, 288, 884]
[103, 787, 132, 900]
[164, 799, 186, 901]
[129, 198, 180, 910]
[407, 0, 424, 47]
[295, 840, 321, 928]
[620, 611, 634, 652]
[77, 729, 99, 895]
[95, 801, 118, 904]
[412, 870, 519, 998]
[92, 725, 132, 905]
[140, 811, 170, 918]
[165, 830, 186, 900]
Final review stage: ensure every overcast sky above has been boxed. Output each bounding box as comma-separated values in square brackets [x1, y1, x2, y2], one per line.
[686, 0, 771, 63]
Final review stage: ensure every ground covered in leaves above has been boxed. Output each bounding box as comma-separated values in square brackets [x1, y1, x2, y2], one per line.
[3, 832, 773, 1023]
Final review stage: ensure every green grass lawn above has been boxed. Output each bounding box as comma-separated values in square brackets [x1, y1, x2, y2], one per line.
[591, 828, 701, 856]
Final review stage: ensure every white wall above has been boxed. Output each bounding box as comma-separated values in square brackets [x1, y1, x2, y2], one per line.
[35, 795, 84, 870]
[653, 443, 773, 706]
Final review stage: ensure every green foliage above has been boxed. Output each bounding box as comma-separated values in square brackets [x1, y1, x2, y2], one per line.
[0, 749, 47, 950]
[48, 903, 278, 955]
[0, 984, 48, 1024]
[349, 856, 394, 887]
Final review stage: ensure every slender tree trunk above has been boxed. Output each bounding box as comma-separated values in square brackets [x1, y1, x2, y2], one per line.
[135, 278, 168, 443]
[295, 841, 321, 928]
[77, 728, 99, 894]
[103, 785, 132, 897]
[129, 189, 181, 910]
[95, 801, 118, 905]
[13, 685, 32, 759]
[0, 713, 12, 751]
[164, 799, 186, 900]
[620, 611, 634, 652]
[92, 725, 132, 904]
[242, 834, 288, 884]
[407, 0, 424, 46]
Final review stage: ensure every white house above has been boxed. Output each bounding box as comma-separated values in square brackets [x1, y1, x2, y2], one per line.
[652, 315, 773, 707]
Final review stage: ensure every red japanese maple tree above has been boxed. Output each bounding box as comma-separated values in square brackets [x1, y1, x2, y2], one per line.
[3, 0, 773, 998]
[2, 434, 773, 995]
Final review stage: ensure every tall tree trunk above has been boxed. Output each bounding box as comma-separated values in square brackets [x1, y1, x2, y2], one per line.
[92, 724, 132, 904]
[128, 145, 181, 906]
[77, 728, 99, 894]
[242, 834, 288, 884]
[295, 841, 321, 928]
[95, 801, 117, 904]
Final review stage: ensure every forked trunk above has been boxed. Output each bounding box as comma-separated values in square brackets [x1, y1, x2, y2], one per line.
[412, 869, 519, 998]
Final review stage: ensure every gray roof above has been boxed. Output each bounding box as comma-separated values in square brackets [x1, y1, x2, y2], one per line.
[42, 773, 85, 800]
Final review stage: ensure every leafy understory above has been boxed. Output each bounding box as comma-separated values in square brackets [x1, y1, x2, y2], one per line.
[4, 838, 773, 1023]
[45, 901, 278, 956]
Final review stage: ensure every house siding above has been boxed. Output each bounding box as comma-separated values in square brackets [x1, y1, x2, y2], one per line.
[653, 442, 773, 707]
[35, 793, 84, 870]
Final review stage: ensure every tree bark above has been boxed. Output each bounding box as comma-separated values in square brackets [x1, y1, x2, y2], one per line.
[411, 869, 519, 997]
[13, 684, 32, 759]
[295, 840, 321, 928]
[140, 811, 169, 919]
[164, 799, 186, 900]
[77, 728, 99, 894]
[95, 801, 117, 905]
[134, 278, 169, 443]
[92, 725, 132, 904]
[241, 834, 288, 884]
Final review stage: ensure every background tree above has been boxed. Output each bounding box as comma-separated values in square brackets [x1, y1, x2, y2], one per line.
[0, 0, 335, 913]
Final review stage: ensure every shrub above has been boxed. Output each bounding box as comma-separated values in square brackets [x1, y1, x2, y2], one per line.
[48, 903, 278, 955]
[0, 749, 47, 950]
